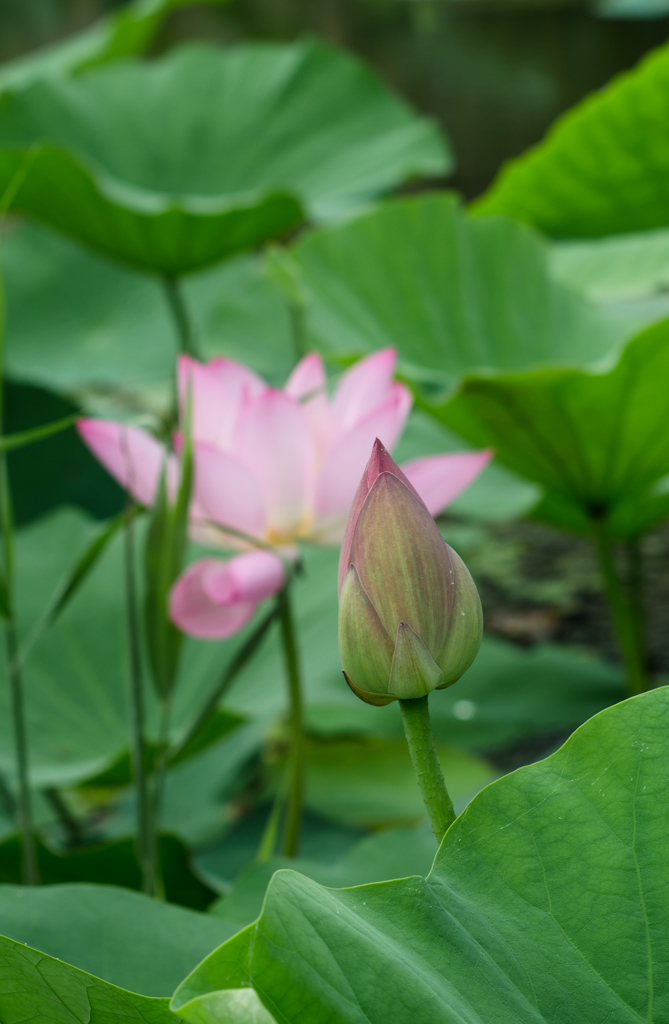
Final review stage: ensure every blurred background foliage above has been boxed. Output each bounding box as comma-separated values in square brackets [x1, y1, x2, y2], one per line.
[3, 0, 669, 199]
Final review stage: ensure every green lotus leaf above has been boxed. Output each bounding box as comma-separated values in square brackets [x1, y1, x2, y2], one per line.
[0, 40, 449, 274]
[291, 192, 634, 380]
[290, 194, 668, 535]
[0, 883, 238, 1022]
[475, 38, 669, 237]
[174, 686, 669, 1023]
[432, 316, 669, 537]
[0, 508, 248, 786]
[0, 0, 229, 92]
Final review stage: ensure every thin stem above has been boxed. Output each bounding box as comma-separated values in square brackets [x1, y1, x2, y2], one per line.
[124, 500, 153, 895]
[278, 586, 304, 858]
[0, 152, 40, 884]
[288, 301, 307, 364]
[625, 537, 646, 660]
[5, 615, 39, 882]
[0, 443, 38, 883]
[148, 695, 171, 900]
[591, 517, 647, 697]
[44, 788, 84, 848]
[256, 789, 285, 864]
[163, 276, 198, 359]
[166, 604, 277, 765]
[0, 768, 15, 819]
[399, 696, 455, 844]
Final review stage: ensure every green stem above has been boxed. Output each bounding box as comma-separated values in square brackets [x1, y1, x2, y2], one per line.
[44, 787, 84, 848]
[288, 301, 307, 364]
[591, 517, 647, 697]
[166, 604, 277, 765]
[0, 154, 40, 884]
[625, 537, 645, 659]
[5, 615, 39, 882]
[163, 276, 198, 359]
[124, 501, 153, 895]
[0, 768, 15, 819]
[0, 444, 38, 883]
[148, 696, 171, 900]
[278, 586, 304, 858]
[399, 695, 455, 844]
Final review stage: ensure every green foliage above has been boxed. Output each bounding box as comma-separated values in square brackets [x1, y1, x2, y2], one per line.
[290, 194, 669, 535]
[0, 41, 449, 274]
[0, 883, 236, 1020]
[551, 227, 669, 303]
[174, 687, 669, 1023]
[435, 317, 669, 536]
[0, 508, 241, 785]
[2, 221, 296, 401]
[0, 0, 230, 92]
[4, 380, 123, 525]
[475, 38, 669, 236]
[1, 16, 669, 1018]
[208, 826, 438, 930]
[291, 193, 631, 378]
[0, 834, 213, 909]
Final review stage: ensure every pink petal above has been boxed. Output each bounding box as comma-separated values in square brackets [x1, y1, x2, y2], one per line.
[235, 389, 314, 540]
[331, 349, 398, 436]
[190, 440, 266, 541]
[77, 419, 175, 507]
[285, 353, 326, 401]
[203, 549, 285, 605]
[169, 552, 284, 639]
[178, 356, 229, 449]
[169, 561, 255, 639]
[309, 386, 413, 544]
[178, 356, 267, 450]
[285, 353, 331, 461]
[400, 451, 493, 517]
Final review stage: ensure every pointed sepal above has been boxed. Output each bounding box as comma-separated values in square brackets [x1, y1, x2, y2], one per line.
[338, 564, 394, 698]
[389, 622, 444, 699]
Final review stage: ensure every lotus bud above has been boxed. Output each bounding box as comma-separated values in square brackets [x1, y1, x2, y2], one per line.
[338, 439, 482, 706]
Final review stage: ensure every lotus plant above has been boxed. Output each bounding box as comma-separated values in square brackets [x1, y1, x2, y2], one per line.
[78, 349, 490, 856]
[339, 439, 483, 841]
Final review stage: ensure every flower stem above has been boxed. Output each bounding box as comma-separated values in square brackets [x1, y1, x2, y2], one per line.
[0, 154, 40, 884]
[5, 615, 39, 882]
[399, 695, 455, 844]
[277, 585, 304, 858]
[123, 500, 153, 895]
[166, 604, 277, 764]
[625, 537, 646, 661]
[148, 695, 171, 900]
[163, 275, 198, 359]
[44, 787, 85, 848]
[0, 448, 38, 884]
[591, 517, 647, 697]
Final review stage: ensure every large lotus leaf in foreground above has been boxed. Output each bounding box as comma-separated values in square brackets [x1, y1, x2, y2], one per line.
[474, 38, 669, 237]
[174, 686, 669, 1024]
[0, 884, 240, 1023]
[0, 40, 449, 274]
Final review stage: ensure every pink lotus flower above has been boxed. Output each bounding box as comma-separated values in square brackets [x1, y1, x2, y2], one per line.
[78, 349, 491, 638]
